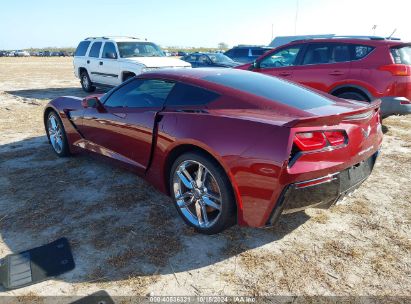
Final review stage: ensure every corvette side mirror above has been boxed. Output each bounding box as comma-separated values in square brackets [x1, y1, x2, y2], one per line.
[82, 96, 105, 112]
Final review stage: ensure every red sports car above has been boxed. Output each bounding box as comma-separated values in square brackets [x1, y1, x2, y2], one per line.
[44, 68, 383, 234]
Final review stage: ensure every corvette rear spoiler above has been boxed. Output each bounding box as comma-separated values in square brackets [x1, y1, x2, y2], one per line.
[284, 100, 381, 128]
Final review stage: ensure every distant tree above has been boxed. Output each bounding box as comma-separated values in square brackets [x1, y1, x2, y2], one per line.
[218, 42, 228, 50]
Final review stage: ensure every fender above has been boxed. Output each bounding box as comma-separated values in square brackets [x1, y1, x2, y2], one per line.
[329, 81, 376, 100]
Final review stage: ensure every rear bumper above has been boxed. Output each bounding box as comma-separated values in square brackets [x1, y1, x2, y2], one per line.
[266, 152, 378, 226]
[380, 97, 411, 116]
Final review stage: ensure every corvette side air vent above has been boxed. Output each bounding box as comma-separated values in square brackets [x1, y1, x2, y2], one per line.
[176, 109, 209, 114]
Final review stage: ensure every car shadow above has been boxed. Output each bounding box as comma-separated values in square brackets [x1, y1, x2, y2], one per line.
[381, 124, 389, 134]
[0, 136, 310, 290]
[6, 87, 108, 100]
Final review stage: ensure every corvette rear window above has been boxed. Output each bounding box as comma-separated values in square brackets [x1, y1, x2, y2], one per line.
[203, 71, 334, 110]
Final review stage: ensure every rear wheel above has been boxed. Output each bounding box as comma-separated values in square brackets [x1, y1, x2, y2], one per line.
[80, 70, 96, 93]
[46, 111, 70, 157]
[170, 152, 236, 234]
[336, 91, 368, 101]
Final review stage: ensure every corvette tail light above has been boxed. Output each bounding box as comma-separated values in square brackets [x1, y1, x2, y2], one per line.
[378, 64, 411, 76]
[293, 132, 327, 151]
[293, 130, 347, 152]
[324, 131, 346, 146]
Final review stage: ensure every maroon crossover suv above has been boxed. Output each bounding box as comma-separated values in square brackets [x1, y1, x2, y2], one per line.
[237, 37, 411, 117]
[44, 68, 382, 234]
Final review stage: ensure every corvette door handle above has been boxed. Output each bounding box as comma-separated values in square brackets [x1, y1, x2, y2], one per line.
[329, 70, 344, 76]
[113, 112, 126, 118]
[99, 61, 103, 66]
[279, 72, 291, 76]
[86, 60, 90, 64]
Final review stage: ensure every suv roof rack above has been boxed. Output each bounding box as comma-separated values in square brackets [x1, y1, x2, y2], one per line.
[234, 45, 270, 48]
[85, 36, 141, 40]
[291, 35, 401, 43]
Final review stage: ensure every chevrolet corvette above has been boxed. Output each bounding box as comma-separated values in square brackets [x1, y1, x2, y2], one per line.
[44, 68, 383, 234]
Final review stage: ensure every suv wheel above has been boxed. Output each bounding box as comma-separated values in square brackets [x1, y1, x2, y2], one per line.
[80, 70, 96, 93]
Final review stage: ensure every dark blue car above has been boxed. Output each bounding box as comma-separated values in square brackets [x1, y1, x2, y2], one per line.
[181, 53, 240, 68]
[224, 46, 272, 64]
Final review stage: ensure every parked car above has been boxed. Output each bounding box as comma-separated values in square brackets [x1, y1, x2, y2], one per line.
[44, 68, 382, 234]
[224, 45, 272, 64]
[73, 36, 191, 92]
[237, 36, 411, 116]
[181, 53, 240, 68]
[177, 51, 188, 56]
[14, 50, 30, 57]
[0, 51, 7, 57]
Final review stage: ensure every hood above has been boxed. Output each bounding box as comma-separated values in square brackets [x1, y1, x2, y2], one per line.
[119, 56, 191, 68]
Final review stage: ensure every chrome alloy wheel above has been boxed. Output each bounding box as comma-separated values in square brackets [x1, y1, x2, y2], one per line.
[48, 115, 63, 154]
[82, 74, 89, 88]
[173, 160, 223, 228]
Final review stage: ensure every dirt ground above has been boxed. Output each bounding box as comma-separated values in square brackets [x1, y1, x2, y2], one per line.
[0, 57, 410, 299]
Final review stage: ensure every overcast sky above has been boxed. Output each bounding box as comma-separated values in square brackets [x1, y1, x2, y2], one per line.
[0, 0, 410, 49]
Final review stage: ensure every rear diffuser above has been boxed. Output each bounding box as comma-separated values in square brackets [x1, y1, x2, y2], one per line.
[0, 238, 75, 290]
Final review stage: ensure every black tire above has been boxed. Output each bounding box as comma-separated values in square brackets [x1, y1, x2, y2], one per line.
[336, 91, 368, 101]
[46, 111, 70, 157]
[169, 151, 236, 234]
[80, 70, 96, 93]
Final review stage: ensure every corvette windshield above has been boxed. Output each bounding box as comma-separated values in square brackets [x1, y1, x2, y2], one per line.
[117, 42, 165, 58]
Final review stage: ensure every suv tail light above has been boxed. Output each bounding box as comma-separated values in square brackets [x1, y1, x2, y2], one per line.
[378, 64, 411, 76]
[293, 131, 347, 152]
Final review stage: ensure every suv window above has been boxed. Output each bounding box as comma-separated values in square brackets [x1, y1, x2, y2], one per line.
[75, 41, 91, 56]
[102, 42, 118, 59]
[303, 44, 332, 65]
[260, 46, 302, 68]
[252, 49, 267, 56]
[104, 79, 175, 108]
[166, 83, 220, 107]
[353, 45, 374, 60]
[302, 43, 352, 65]
[390, 46, 411, 64]
[89, 42, 102, 58]
[232, 49, 249, 57]
[183, 55, 197, 63]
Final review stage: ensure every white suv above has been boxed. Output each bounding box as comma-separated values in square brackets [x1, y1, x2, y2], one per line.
[73, 36, 191, 92]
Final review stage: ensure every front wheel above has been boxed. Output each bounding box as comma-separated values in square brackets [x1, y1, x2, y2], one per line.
[170, 152, 236, 234]
[46, 111, 70, 157]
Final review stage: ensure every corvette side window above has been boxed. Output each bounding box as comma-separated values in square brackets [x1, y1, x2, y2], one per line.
[104, 79, 175, 108]
[166, 83, 220, 106]
[125, 80, 175, 108]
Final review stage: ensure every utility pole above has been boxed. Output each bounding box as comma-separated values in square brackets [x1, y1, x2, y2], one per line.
[294, 0, 299, 35]
[271, 24, 274, 40]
